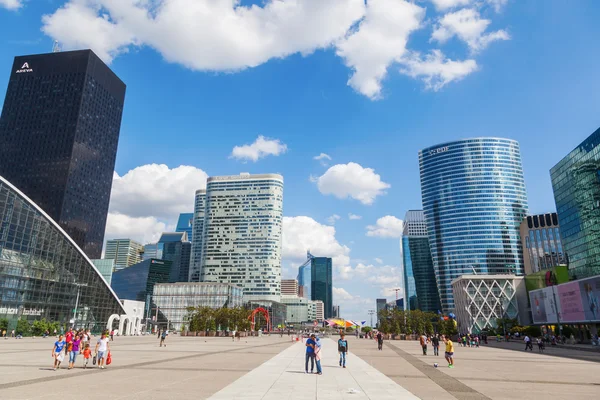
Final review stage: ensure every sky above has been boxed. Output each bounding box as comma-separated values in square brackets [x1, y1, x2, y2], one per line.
[1, 0, 600, 323]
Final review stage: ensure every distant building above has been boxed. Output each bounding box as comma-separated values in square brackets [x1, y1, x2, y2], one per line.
[519, 213, 566, 275]
[311, 257, 333, 319]
[104, 239, 144, 271]
[111, 258, 172, 302]
[280, 295, 313, 324]
[332, 305, 340, 318]
[313, 300, 325, 321]
[153, 282, 243, 331]
[142, 242, 163, 261]
[158, 232, 191, 283]
[551, 127, 600, 279]
[189, 189, 206, 282]
[175, 212, 194, 241]
[376, 298, 387, 326]
[92, 259, 115, 285]
[297, 261, 311, 299]
[246, 300, 287, 330]
[281, 279, 299, 296]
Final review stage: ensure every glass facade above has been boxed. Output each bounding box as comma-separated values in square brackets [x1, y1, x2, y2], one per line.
[176, 213, 194, 242]
[0, 50, 126, 259]
[142, 242, 163, 261]
[402, 236, 418, 310]
[519, 213, 565, 275]
[311, 257, 332, 319]
[246, 300, 287, 330]
[152, 282, 244, 331]
[551, 127, 600, 279]
[419, 138, 528, 312]
[91, 259, 115, 285]
[104, 239, 143, 271]
[189, 189, 206, 282]
[0, 176, 125, 332]
[111, 259, 172, 302]
[297, 263, 311, 299]
[158, 232, 191, 283]
[280, 295, 313, 324]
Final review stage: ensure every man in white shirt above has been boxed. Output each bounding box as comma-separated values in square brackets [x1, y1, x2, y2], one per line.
[95, 333, 110, 368]
[524, 335, 533, 351]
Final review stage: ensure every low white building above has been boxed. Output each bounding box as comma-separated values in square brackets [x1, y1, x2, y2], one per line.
[451, 274, 528, 334]
[313, 300, 324, 322]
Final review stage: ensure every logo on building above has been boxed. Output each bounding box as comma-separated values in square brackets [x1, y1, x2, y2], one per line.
[429, 146, 449, 156]
[16, 62, 33, 74]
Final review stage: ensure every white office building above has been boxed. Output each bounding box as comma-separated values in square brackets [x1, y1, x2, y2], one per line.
[313, 300, 324, 321]
[200, 173, 283, 302]
[281, 279, 299, 296]
[189, 189, 206, 282]
[104, 239, 143, 270]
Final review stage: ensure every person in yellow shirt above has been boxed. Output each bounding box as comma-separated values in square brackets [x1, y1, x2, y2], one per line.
[443, 335, 454, 368]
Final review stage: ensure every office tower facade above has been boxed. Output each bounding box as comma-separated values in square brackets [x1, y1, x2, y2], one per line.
[200, 174, 284, 301]
[142, 242, 163, 261]
[333, 305, 340, 318]
[0, 50, 126, 259]
[297, 263, 311, 299]
[551, 127, 600, 279]
[281, 279, 299, 296]
[419, 138, 528, 312]
[104, 239, 144, 270]
[311, 257, 333, 319]
[189, 189, 206, 282]
[176, 212, 194, 241]
[313, 300, 325, 321]
[158, 232, 191, 283]
[519, 213, 565, 275]
[92, 259, 115, 285]
[376, 298, 387, 326]
[111, 258, 172, 302]
[280, 295, 313, 324]
[402, 210, 442, 313]
[0, 175, 125, 330]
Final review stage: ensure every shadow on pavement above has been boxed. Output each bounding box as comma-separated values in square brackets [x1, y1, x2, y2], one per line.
[484, 341, 600, 363]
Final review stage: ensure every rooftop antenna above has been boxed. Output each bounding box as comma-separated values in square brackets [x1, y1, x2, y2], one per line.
[52, 40, 61, 53]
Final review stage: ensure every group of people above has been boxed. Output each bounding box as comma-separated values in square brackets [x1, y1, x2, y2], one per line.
[304, 333, 350, 375]
[459, 333, 482, 347]
[418, 334, 455, 368]
[51, 328, 111, 370]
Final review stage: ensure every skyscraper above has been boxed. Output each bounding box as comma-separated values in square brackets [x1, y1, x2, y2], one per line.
[158, 232, 191, 283]
[419, 138, 528, 312]
[311, 257, 333, 319]
[176, 212, 194, 241]
[402, 210, 441, 312]
[104, 239, 144, 271]
[0, 50, 126, 259]
[519, 213, 565, 275]
[200, 173, 283, 301]
[281, 279, 299, 296]
[189, 189, 206, 282]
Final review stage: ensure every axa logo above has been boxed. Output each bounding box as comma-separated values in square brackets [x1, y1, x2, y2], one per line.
[16, 62, 33, 74]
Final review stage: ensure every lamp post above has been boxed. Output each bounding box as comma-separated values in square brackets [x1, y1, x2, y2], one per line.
[72, 283, 88, 329]
[368, 309, 376, 328]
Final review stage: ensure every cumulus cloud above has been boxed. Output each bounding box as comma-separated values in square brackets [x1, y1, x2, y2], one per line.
[339, 263, 403, 290]
[431, 8, 510, 53]
[366, 215, 404, 238]
[104, 213, 169, 244]
[0, 0, 23, 10]
[326, 214, 341, 225]
[399, 49, 478, 91]
[110, 164, 207, 220]
[429, 0, 471, 11]
[282, 216, 351, 269]
[375, 257, 383, 264]
[333, 287, 354, 301]
[230, 135, 287, 162]
[316, 162, 390, 205]
[336, 0, 425, 99]
[486, 0, 508, 12]
[314, 153, 332, 166]
[348, 213, 362, 220]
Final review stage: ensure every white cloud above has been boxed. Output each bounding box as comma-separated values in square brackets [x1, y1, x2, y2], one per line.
[348, 213, 362, 220]
[0, 0, 23, 10]
[336, 0, 425, 99]
[230, 135, 287, 162]
[282, 216, 351, 269]
[316, 162, 390, 205]
[104, 213, 169, 244]
[429, 0, 472, 11]
[399, 49, 478, 91]
[110, 164, 207, 220]
[375, 257, 383, 264]
[314, 153, 332, 161]
[333, 287, 354, 301]
[366, 215, 404, 238]
[326, 214, 341, 225]
[486, 0, 508, 12]
[431, 8, 510, 53]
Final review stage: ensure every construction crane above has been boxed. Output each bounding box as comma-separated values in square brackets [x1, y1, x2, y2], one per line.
[391, 288, 401, 301]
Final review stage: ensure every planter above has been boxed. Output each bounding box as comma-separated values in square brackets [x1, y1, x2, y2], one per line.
[208, 331, 216, 337]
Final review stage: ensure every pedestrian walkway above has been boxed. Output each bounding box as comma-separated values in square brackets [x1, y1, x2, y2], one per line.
[208, 337, 420, 399]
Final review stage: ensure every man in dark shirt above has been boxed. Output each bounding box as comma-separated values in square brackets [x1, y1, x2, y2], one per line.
[376, 332, 383, 350]
[431, 335, 440, 356]
[305, 334, 316, 373]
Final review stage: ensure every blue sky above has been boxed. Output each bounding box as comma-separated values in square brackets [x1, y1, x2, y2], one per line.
[1, 0, 600, 322]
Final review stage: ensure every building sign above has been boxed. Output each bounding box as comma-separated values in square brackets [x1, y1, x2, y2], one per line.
[0, 307, 44, 316]
[15, 62, 33, 74]
[429, 146, 449, 156]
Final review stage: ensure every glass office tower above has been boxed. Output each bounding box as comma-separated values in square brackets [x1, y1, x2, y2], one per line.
[111, 259, 172, 302]
[419, 138, 528, 312]
[311, 257, 332, 319]
[189, 189, 206, 282]
[158, 232, 191, 283]
[0, 175, 125, 331]
[176, 213, 194, 241]
[0, 50, 126, 259]
[551, 127, 600, 279]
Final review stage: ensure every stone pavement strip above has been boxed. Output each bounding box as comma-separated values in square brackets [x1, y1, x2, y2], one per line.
[208, 337, 420, 400]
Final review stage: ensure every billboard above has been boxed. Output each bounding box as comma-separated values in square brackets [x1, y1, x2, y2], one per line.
[579, 275, 600, 321]
[529, 287, 559, 324]
[557, 282, 585, 322]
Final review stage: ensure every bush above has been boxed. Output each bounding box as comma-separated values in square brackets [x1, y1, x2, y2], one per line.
[0, 318, 8, 332]
[16, 319, 30, 336]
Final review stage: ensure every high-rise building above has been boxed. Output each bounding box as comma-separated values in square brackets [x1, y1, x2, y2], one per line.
[91, 259, 115, 285]
[313, 300, 325, 321]
[419, 138, 528, 313]
[376, 298, 387, 326]
[280, 295, 313, 324]
[519, 213, 566, 275]
[551, 127, 600, 279]
[332, 305, 340, 318]
[297, 258, 312, 299]
[281, 279, 299, 296]
[176, 212, 194, 241]
[141, 242, 164, 261]
[189, 189, 206, 282]
[111, 258, 172, 302]
[0, 50, 126, 259]
[104, 239, 144, 271]
[200, 173, 283, 301]
[311, 257, 332, 319]
[158, 232, 191, 283]
[402, 210, 441, 313]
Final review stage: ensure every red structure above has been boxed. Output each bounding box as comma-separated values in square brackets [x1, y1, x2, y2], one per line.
[249, 307, 271, 332]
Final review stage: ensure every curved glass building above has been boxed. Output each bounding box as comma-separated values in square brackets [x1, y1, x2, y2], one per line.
[419, 138, 528, 312]
[0, 175, 125, 332]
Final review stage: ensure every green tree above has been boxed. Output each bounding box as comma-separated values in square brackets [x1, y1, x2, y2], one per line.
[31, 318, 49, 336]
[0, 318, 8, 332]
[362, 326, 373, 334]
[16, 318, 30, 336]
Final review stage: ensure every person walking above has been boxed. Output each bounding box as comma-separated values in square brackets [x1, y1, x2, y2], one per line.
[305, 333, 316, 373]
[65, 327, 74, 352]
[431, 335, 440, 356]
[52, 335, 66, 371]
[82, 343, 92, 369]
[419, 333, 429, 355]
[68, 334, 82, 369]
[160, 329, 168, 347]
[376, 331, 383, 351]
[524, 335, 533, 351]
[95, 332, 110, 369]
[443, 335, 455, 368]
[110, 330, 114, 341]
[338, 333, 348, 368]
[315, 337, 323, 375]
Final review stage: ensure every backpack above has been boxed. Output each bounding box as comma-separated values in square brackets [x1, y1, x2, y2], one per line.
[338, 340, 347, 352]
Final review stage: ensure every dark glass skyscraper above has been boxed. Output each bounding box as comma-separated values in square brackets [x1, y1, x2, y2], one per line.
[158, 232, 191, 283]
[311, 257, 332, 319]
[0, 50, 126, 259]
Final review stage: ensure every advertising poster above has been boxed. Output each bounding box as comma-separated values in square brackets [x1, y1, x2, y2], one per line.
[529, 287, 558, 324]
[557, 282, 585, 322]
[578, 275, 600, 322]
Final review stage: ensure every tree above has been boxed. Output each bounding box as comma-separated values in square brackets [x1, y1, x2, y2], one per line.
[362, 326, 373, 334]
[16, 319, 30, 336]
[0, 318, 8, 332]
[440, 318, 457, 337]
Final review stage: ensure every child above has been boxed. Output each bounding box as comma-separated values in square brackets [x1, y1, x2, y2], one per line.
[82, 343, 92, 369]
[338, 333, 348, 368]
[52, 334, 66, 370]
[315, 337, 323, 375]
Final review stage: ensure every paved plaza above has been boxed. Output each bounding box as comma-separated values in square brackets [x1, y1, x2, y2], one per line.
[0, 335, 599, 399]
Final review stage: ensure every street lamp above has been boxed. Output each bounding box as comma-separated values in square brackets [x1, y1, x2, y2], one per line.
[72, 283, 88, 329]
[368, 309, 376, 328]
